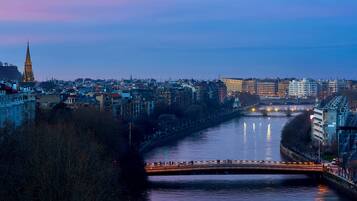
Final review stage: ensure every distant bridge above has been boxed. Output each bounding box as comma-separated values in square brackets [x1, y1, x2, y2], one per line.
[241, 106, 312, 117]
[145, 160, 323, 176]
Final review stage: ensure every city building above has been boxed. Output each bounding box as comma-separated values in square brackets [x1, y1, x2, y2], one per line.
[194, 82, 209, 103]
[113, 96, 155, 121]
[338, 114, 357, 182]
[22, 42, 35, 82]
[37, 94, 61, 110]
[328, 80, 347, 94]
[216, 81, 227, 103]
[96, 93, 114, 112]
[288, 78, 317, 98]
[339, 114, 357, 157]
[256, 79, 277, 97]
[312, 96, 350, 144]
[317, 80, 330, 99]
[277, 79, 290, 98]
[0, 83, 35, 128]
[221, 78, 243, 94]
[156, 86, 192, 108]
[0, 62, 22, 81]
[242, 79, 257, 94]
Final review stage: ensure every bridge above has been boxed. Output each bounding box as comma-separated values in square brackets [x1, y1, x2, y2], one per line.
[145, 160, 324, 176]
[241, 106, 313, 117]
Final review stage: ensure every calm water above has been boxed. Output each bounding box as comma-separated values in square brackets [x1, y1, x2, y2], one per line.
[144, 115, 351, 201]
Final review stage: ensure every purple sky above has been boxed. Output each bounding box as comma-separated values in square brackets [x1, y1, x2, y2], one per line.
[0, 0, 357, 80]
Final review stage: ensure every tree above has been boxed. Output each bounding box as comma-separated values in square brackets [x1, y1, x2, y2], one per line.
[281, 111, 314, 154]
[0, 107, 148, 201]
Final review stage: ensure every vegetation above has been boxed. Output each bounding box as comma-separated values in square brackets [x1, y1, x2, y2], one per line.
[0, 105, 147, 201]
[128, 97, 236, 146]
[281, 111, 316, 155]
[128, 93, 259, 148]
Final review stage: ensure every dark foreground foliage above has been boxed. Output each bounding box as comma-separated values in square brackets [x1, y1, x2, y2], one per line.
[0, 105, 147, 201]
[281, 111, 315, 154]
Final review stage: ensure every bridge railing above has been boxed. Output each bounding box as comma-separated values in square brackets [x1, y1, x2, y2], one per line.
[145, 160, 320, 168]
[145, 160, 324, 175]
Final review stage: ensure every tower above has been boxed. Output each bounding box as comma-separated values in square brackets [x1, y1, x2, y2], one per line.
[22, 42, 35, 82]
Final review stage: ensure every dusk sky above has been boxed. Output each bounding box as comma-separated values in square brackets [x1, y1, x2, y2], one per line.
[1, 0, 357, 80]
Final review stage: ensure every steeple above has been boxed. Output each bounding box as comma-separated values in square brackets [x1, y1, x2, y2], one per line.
[25, 41, 32, 65]
[22, 41, 35, 82]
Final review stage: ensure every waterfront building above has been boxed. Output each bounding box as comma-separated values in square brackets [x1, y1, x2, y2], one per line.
[113, 96, 155, 121]
[194, 82, 209, 103]
[288, 78, 317, 98]
[317, 80, 330, 99]
[22, 42, 35, 82]
[277, 79, 290, 98]
[0, 83, 35, 128]
[312, 96, 350, 144]
[288, 80, 299, 97]
[346, 80, 354, 90]
[351, 81, 357, 90]
[242, 79, 257, 94]
[208, 82, 220, 105]
[157, 86, 192, 108]
[328, 80, 347, 94]
[256, 79, 277, 97]
[216, 81, 227, 103]
[221, 78, 243, 94]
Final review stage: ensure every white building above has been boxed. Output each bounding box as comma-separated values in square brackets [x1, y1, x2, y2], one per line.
[288, 78, 317, 98]
[312, 96, 350, 144]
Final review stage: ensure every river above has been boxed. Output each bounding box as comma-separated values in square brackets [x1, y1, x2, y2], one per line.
[144, 113, 351, 201]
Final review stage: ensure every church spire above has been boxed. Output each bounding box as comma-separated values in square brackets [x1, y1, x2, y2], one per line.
[25, 41, 32, 64]
[22, 41, 35, 82]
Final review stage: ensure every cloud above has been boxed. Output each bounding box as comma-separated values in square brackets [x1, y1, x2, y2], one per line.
[2, 0, 357, 23]
[0, 31, 112, 46]
[0, 0, 147, 22]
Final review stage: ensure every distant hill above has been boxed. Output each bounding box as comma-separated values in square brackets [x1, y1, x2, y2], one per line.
[0, 61, 22, 81]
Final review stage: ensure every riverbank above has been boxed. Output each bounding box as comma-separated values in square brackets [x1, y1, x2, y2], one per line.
[139, 111, 240, 153]
[280, 144, 357, 199]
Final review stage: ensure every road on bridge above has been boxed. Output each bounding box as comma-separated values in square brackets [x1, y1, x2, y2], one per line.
[145, 160, 324, 176]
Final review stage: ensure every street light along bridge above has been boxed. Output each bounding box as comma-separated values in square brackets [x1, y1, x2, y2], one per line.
[145, 160, 324, 176]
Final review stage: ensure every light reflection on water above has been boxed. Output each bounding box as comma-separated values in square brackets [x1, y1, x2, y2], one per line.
[267, 123, 271, 142]
[145, 114, 351, 201]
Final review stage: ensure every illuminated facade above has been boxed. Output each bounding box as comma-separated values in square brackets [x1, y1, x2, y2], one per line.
[22, 42, 35, 82]
[257, 79, 277, 97]
[221, 78, 243, 93]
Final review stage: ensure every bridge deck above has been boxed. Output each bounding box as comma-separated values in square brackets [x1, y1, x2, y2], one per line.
[145, 160, 323, 176]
